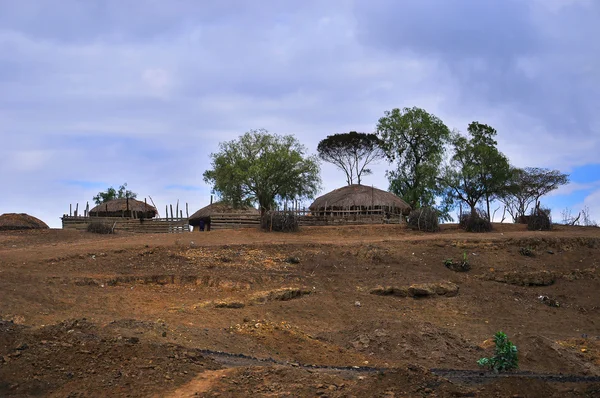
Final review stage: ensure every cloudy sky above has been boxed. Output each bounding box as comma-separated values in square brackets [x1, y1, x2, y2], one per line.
[1, 0, 599, 227]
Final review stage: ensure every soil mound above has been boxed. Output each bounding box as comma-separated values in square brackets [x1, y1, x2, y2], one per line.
[0, 213, 49, 231]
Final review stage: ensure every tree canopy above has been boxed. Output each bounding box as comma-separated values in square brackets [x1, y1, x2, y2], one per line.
[317, 131, 384, 185]
[376, 107, 451, 210]
[439, 122, 511, 218]
[499, 167, 569, 221]
[203, 129, 321, 214]
[93, 183, 137, 205]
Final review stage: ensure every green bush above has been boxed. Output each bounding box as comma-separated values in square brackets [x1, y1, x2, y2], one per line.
[459, 209, 492, 233]
[477, 331, 518, 373]
[527, 207, 552, 231]
[407, 207, 439, 232]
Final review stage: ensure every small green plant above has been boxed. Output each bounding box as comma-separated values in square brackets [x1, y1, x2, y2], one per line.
[444, 251, 471, 272]
[477, 331, 518, 373]
[519, 246, 534, 257]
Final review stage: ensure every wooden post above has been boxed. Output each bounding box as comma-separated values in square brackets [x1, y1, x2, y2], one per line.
[74, 203, 78, 217]
[166, 205, 169, 220]
[186, 202, 189, 218]
[176, 200, 179, 220]
[180, 210, 183, 218]
[70, 204, 72, 217]
[170, 204, 174, 219]
[85, 202, 89, 218]
[149, 196, 159, 218]
[210, 195, 213, 205]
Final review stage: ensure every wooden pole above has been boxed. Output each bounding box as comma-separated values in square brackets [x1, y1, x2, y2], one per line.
[166, 205, 169, 220]
[170, 204, 174, 219]
[74, 203, 78, 217]
[148, 196, 159, 218]
[186, 202, 189, 218]
[70, 204, 72, 217]
[176, 200, 179, 220]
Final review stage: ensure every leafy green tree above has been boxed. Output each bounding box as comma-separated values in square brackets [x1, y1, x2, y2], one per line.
[317, 131, 384, 185]
[93, 183, 137, 205]
[439, 122, 511, 219]
[203, 129, 321, 214]
[499, 167, 569, 221]
[376, 107, 451, 211]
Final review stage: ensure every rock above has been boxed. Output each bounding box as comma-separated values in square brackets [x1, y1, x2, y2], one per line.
[369, 286, 408, 297]
[408, 284, 437, 297]
[355, 301, 362, 307]
[214, 300, 245, 309]
[434, 282, 459, 297]
[286, 256, 300, 264]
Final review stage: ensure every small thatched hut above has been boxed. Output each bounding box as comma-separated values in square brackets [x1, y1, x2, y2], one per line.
[188, 202, 259, 227]
[309, 184, 411, 216]
[0, 213, 49, 231]
[89, 198, 157, 218]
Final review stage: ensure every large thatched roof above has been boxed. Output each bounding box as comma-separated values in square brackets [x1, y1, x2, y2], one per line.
[0, 213, 49, 231]
[89, 198, 157, 218]
[309, 184, 411, 214]
[189, 202, 259, 226]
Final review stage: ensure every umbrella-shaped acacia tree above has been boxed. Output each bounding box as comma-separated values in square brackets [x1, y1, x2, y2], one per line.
[203, 129, 321, 214]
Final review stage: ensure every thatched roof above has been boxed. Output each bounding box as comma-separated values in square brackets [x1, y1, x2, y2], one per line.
[0, 213, 49, 231]
[89, 198, 157, 218]
[189, 202, 259, 226]
[309, 184, 411, 214]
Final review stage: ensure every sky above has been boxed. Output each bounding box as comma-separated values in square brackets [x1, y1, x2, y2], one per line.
[1, 0, 599, 228]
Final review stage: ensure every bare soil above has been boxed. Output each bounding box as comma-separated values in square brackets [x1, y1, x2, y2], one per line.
[1, 223, 600, 397]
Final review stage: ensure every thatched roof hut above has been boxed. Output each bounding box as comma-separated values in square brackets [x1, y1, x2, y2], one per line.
[189, 202, 259, 226]
[0, 213, 49, 231]
[309, 184, 411, 215]
[89, 198, 157, 218]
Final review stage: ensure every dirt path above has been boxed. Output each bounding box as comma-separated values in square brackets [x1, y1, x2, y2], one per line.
[162, 369, 234, 398]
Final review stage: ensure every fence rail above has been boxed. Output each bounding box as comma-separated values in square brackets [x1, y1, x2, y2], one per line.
[61, 216, 190, 233]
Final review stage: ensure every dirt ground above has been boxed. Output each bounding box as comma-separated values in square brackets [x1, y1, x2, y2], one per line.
[1, 223, 600, 397]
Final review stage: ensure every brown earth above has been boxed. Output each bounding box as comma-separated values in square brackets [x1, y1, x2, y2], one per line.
[1, 223, 600, 397]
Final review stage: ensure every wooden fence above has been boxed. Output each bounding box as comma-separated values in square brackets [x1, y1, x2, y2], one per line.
[210, 213, 261, 230]
[203, 208, 405, 230]
[298, 208, 405, 226]
[62, 216, 190, 233]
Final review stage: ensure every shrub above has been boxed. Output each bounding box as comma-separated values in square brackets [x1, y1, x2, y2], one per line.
[407, 207, 439, 232]
[261, 211, 299, 232]
[527, 207, 552, 231]
[478, 331, 519, 373]
[459, 209, 492, 233]
[87, 222, 114, 234]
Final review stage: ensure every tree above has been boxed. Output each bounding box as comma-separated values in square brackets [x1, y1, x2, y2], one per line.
[439, 122, 511, 218]
[317, 131, 384, 185]
[376, 107, 451, 211]
[499, 167, 569, 222]
[203, 129, 321, 214]
[93, 183, 137, 205]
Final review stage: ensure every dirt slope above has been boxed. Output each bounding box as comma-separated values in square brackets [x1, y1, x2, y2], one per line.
[1, 224, 600, 397]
